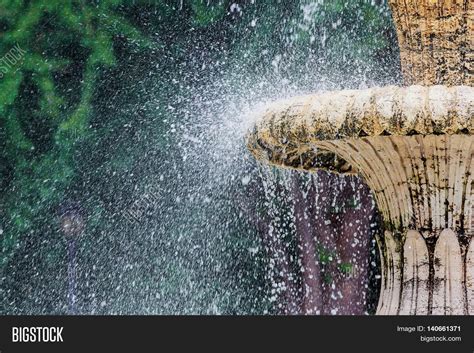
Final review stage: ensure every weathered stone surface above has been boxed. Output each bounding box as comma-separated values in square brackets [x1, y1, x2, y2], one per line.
[377, 231, 402, 315]
[468, 238, 474, 314]
[320, 134, 473, 233]
[389, 0, 473, 86]
[432, 229, 465, 315]
[247, 85, 474, 174]
[399, 230, 429, 315]
[246, 87, 474, 315]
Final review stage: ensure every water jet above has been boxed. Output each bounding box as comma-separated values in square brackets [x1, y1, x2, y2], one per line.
[247, 0, 474, 315]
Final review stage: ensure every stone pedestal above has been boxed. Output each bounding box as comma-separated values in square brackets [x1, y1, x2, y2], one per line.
[389, 0, 473, 86]
[247, 85, 474, 315]
[322, 134, 474, 314]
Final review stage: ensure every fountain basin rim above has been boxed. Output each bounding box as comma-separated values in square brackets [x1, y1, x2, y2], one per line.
[247, 85, 474, 174]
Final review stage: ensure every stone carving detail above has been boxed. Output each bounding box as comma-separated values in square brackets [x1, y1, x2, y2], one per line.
[432, 229, 465, 315]
[377, 231, 402, 315]
[467, 238, 474, 315]
[247, 86, 474, 174]
[388, 0, 474, 86]
[376, 228, 468, 315]
[399, 230, 429, 315]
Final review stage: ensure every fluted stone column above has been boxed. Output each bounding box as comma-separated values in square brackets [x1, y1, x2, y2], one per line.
[375, 0, 474, 315]
[389, 0, 473, 86]
[332, 134, 474, 315]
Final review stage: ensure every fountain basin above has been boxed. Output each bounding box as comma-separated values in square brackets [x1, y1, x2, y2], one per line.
[247, 85, 474, 314]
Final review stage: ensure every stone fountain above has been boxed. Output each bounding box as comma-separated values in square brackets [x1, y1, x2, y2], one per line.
[247, 0, 474, 315]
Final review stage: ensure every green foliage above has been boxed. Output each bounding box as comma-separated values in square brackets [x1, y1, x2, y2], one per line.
[0, 0, 154, 271]
[338, 262, 353, 275]
[316, 244, 353, 280]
